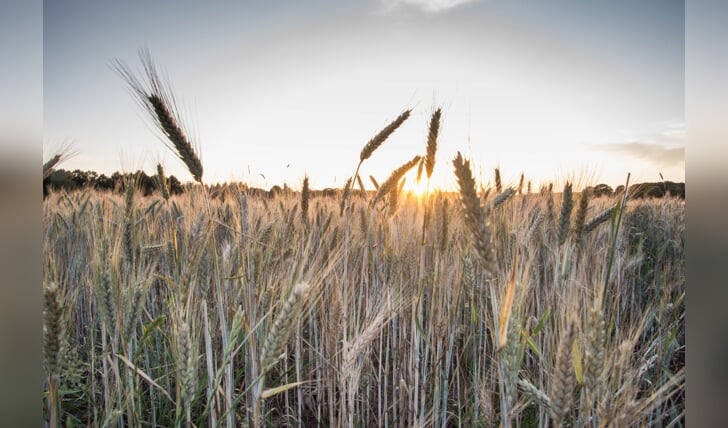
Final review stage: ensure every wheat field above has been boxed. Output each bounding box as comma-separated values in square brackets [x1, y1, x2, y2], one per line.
[42, 54, 684, 428]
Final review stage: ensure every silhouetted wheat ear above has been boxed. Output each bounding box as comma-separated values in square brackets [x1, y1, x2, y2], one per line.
[370, 155, 421, 207]
[425, 108, 441, 179]
[113, 49, 203, 182]
[415, 157, 424, 183]
[147, 94, 203, 182]
[453, 152, 493, 268]
[43, 155, 62, 179]
[494, 168, 502, 193]
[360, 109, 411, 162]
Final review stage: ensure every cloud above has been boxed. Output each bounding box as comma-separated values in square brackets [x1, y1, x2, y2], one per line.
[594, 142, 685, 168]
[379, 0, 481, 13]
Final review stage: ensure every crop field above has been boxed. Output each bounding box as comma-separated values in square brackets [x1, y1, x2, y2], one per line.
[42, 55, 685, 427]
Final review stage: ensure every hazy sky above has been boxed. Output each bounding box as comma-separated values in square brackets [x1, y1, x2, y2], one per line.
[44, 0, 684, 190]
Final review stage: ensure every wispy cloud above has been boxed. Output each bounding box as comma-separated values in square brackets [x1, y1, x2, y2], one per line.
[594, 142, 685, 168]
[378, 0, 481, 13]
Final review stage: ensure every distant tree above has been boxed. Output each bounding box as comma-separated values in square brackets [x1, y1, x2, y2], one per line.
[168, 175, 183, 195]
[592, 184, 613, 198]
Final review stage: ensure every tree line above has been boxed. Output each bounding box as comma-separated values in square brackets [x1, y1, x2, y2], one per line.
[43, 169, 184, 198]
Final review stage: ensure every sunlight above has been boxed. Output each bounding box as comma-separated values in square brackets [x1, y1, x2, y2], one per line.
[402, 176, 431, 198]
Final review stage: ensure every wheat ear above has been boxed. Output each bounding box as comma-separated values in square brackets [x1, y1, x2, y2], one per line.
[370, 155, 421, 207]
[44, 282, 62, 428]
[453, 152, 493, 269]
[156, 163, 170, 200]
[301, 175, 310, 225]
[550, 319, 577, 426]
[557, 182, 574, 246]
[584, 206, 615, 233]
[113, 49, 203, 182]
[360, 109, 411, 162]
[260, 282, 311, 372]
[572, 187, 590, 246]
[425, 108, 441, 179]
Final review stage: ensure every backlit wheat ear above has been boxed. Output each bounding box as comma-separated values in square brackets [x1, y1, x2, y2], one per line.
[340, 177, 353, 215]
[573, 187, 590, 245]
[360, 109, 411, 163]
[494, 167, 502, 193]
[370, 155, 421, 207]
[453, 152, 493, 269]
[557, 182, 573, 246]
[425, 108, 441, 179]
[518, 173, 524, 195]
[113, 49, 204, 183]
[260, 282, 311, 372]
[123, 176, 135, 267]
[301, 175, 310, 225]
[356, 173, 367, 198]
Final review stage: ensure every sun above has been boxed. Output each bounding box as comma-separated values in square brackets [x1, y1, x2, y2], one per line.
[402, 177, 430, 199]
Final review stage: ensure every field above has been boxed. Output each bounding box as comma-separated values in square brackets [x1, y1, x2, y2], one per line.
[43, 180, 684, 427]
[42, 54, 684, 427]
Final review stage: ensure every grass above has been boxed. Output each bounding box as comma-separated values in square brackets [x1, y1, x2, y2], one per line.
[42, 52, 685, 427]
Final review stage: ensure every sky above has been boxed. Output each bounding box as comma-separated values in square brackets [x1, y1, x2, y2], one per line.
[43, 0, 685, 191]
